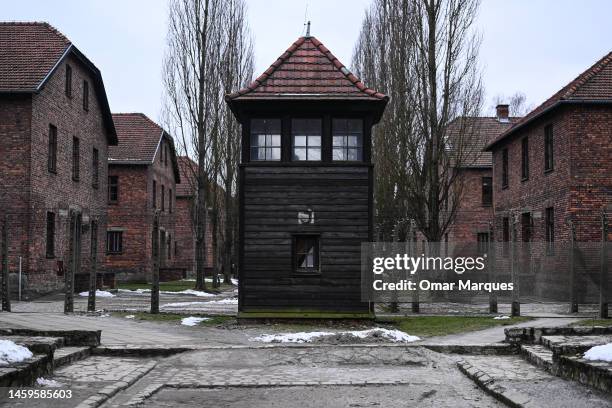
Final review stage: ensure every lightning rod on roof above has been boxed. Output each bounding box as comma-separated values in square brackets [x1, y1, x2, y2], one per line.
[305, 21, 311, 37]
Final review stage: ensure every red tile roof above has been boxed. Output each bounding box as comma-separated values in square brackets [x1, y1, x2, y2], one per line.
[486, 51, 612, 150]
[0, 22, 70, 91]
[176, 156, 197, 197]
[109, 113, 180, 181]
[0, 22, 117, 143]
[449, 116, 520, 168]
[226, 36, 388, 101]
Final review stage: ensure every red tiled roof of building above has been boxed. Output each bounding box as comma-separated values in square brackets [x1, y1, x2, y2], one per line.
[176, 156, 197, 197]
[449, 116, 520, 168]
[226, 36, 387, 101]
[0, 21, 117, 143]
[110, 113, 180, 181]
[0, 21, 70, 91]
[486, 51, 612, 150]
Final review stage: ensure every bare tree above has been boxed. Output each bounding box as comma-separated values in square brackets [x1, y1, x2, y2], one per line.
[354, 0, 483, 243]
[163, 0, 253, 290]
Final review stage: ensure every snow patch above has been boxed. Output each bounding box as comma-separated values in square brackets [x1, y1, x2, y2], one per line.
[0, 340, 33, 365]
[117, 288, 217, 297]
[162, 302, 208, 308]
[79, 290, 115, 298]
[36, 377, 64, 387]
[231, 278, 239, 286]
[584, 343, 612, 362]
[493, 316, 510, 320]
[124, 315, 135, 319]
[181, 316, 211, 326]
[250, 328, 420, 344]
[204, 298, 238, 305]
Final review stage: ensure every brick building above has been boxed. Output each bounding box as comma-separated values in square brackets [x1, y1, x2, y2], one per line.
[445, 106, 520, 245]
[485, 52, 612, 299]
[0, 22, 117, 294]
[104, 113, 181, 282]
[175, 156, 214, 277]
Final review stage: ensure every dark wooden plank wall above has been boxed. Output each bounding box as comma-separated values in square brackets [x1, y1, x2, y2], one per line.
[241, 165, 371, 312]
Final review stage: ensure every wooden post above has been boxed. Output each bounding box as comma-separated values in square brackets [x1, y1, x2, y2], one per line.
[568, 220, 578, 313]
[151, 211, 160, 314]
[599, 211, 608, 319]
[488, 222, 497, 314]
[65, 210, 76, 313]
[510, 214, 520, 317]
[88, 219, 98, 312]
[1, 215, 10, 312]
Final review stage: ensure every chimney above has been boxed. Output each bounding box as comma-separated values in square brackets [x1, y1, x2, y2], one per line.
[496, 104, 509, 122]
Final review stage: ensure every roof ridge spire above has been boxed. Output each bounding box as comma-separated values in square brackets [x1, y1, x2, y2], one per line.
[305, 21, 311, 38]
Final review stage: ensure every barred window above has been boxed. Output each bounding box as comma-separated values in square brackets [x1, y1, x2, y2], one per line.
[106, 231, 123, 254]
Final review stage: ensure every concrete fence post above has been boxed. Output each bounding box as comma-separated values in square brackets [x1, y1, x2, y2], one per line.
[599, 211, 608, 319]
[88, 219, 98, 313]
[2, 215, 11, 312]
[151, 211, 160, 314]
[568, 220, 578, 314]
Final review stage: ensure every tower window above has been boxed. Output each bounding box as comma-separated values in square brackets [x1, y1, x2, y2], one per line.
[332, 119, 363, 161]
[250, 119, 281, 161]
[292, 119, 321, 161]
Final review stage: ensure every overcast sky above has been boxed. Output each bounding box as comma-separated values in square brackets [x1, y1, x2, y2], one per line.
[5, 0, 611, 121]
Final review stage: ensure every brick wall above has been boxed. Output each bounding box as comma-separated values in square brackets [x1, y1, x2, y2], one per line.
[0, 94, 32, 282]
[1, 55, 111, 294]
[174, 195, 213, 276]
[489, 104, 612, 299]
[104, 136, 179, 282]
[447, 168, 494, 242]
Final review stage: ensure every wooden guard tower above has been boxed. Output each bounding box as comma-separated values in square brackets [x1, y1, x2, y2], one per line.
[226, 34, 388, 318]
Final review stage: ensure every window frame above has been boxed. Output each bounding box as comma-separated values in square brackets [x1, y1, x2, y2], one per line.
[65, 64, 72, 98]
[545, 207, 555, 255]
[83, 80, 89, 111]
[152, 180, 157, 209]
[501, 148, 509, 189]
[108, 175, 119, 203]
[521, 137, 529, 181]
[72, 136, 80, 181]
[92, 147, 99, 189]
[481, 176, 492, 207]
[46, 211, 55, 258]
[106, 230, 123, 254]
[544, 124, 554, 172]
[48, 124, 57, 173]
[161, 184, 165, 212]
[502, 217, 510, 257]
[292, 234, 321, 275]
[291, 118, 322, 161]
[250, 118, 282, 161]
[332, 118, 364, 162]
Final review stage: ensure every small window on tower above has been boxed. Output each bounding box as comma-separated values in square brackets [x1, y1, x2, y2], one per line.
[332, 119, 363, 161]
[293, 235, 320, 274]
[250, 119, 281, 161]
[292, 119, 321, 161]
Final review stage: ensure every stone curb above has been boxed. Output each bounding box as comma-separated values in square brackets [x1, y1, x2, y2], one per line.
[74, 361, 157, 408]
[456, 360, 531, 408]
[92, 342, 514, 357]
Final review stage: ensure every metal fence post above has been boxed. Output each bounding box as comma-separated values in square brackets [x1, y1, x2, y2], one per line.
[2, 215, 11, 312]
[599, 211, 608, 319]
[151, 211, 160, 314]
[88, 219, 98, 312]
